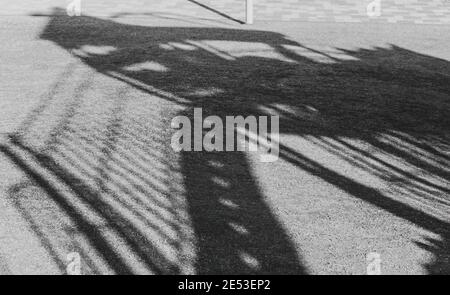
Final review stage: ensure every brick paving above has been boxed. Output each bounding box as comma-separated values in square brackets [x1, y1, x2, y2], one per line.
[1, 0, 449, 24]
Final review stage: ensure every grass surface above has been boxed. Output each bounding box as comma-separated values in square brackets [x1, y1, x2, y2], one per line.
[0, 11, 449, 274]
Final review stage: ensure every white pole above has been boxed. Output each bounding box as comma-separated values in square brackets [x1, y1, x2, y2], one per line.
[246, 0, 254, 24]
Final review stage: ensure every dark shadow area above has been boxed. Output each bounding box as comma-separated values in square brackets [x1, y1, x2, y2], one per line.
[2, 8, 449, 274]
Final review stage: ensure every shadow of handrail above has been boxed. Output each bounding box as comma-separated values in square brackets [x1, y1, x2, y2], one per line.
[3, 8, 449, 274]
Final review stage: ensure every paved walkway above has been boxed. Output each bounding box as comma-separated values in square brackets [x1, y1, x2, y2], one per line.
[2, 0, 450, 24]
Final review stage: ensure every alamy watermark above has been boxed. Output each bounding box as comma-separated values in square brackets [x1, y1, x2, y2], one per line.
[366, 252, 382, 275]
[66, 252, 82, 275]
[171, 108, 280, 163]
[367, 0, 381, 17]
[66, 0, 82, 17]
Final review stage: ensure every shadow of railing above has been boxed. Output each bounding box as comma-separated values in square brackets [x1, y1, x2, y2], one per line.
[1, 8, 449, 274]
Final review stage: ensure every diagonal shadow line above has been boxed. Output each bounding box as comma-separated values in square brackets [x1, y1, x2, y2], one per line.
[187, 0, 246, 24]
[278, 142, 450, 274]
[329, 137, 450, 195]
[0, 142, 134, 274]
[278, 142, 450, 234]
[1, 137, 179, 274]
[7, 183, 69, 273]
[15, 63, 77, 136]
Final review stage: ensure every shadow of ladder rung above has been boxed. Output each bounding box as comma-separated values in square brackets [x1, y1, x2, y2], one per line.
[0, 137, 175, 274]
